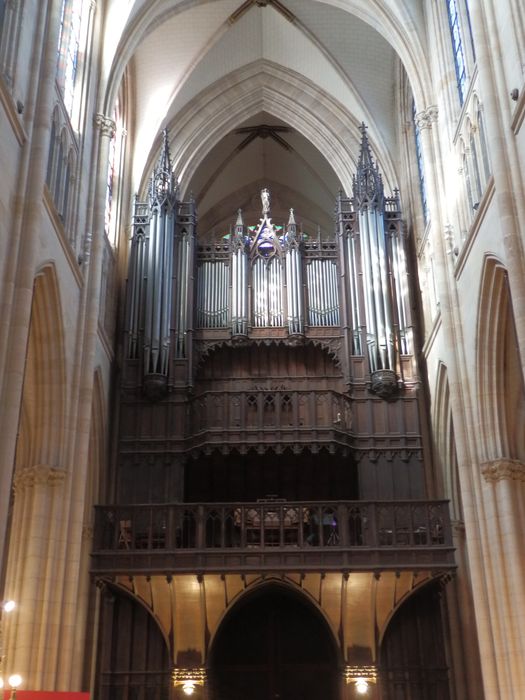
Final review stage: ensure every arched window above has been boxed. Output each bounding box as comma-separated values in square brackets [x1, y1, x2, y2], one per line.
[412, 101, 429, 225]
[62, 149, 76, 235]
[46, 109, 60, 188]
[446, 0, 476, 105]
[56, 0, 91, 121]
[459, 138, 474, 212]
[53, 130, 67, 211]
[465, 118, 482, 206]
[104, 97, 126, 246]
[474, 99, 491, 182]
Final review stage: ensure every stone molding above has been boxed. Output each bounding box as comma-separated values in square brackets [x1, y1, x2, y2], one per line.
[94, 113, 116, 138]
[415, 105, 438, 130]
[481, 458, 525, 483]
[13, 464, 66, 490]
[451, 519, 466, 535]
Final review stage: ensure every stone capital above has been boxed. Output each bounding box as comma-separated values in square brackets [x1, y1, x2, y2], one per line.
[481, 458, 525, 483]
[415, 105, 438, 130]
[14, 464, 66, 491]
[94, 113, 116, 138]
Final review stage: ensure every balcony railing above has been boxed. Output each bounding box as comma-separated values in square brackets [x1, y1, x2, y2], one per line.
[91, 500, 455, 574]
[189, 389, 351, 431]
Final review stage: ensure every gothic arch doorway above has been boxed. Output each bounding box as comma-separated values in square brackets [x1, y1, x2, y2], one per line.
[209, 584, 341, 700]
[379, 582, 451, 699]
[97, 585, 171, 700]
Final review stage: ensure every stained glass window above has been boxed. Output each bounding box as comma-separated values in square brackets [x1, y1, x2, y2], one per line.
[446, 0, 468, 104]
[413, 103, 429, 225]
[57, 0, 89, 119]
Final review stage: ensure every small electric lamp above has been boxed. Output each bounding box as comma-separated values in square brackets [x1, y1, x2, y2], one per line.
[355, 677, 369, 694]
[182, 680, 196, 695]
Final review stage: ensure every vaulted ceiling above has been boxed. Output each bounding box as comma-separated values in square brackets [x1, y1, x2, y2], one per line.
[103, 0, 430, 233]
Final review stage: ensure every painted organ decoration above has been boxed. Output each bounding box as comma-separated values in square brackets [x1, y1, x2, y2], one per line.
[124, 125, 411, 399]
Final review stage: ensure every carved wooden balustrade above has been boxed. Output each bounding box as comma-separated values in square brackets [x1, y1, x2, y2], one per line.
[186, 389, 353, 450]
[91, 500, 454, 574]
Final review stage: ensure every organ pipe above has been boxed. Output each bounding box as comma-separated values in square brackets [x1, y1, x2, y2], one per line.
[174, 212, 196, 359]
[353, 123, 396, 373]
[143, 130, 177, 376]
[307, 259, 340, 327]
[231, 209, 248, 336]
[125, 199, 148, 358]
[346, 231, 362, 354]
[285, 208, 304, 335]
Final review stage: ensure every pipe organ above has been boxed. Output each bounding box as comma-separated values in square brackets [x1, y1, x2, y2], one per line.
[125, 131, 196, 394]
[107, 127, 450, 700]
[124, 124, 411, 398]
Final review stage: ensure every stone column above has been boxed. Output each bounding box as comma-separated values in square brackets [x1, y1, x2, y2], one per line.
[443, 521, 484, 700]
[468, 0, 525, 375]
[3, 466, 66, 685]
[0, 0, 63, 589]
[54, 111, 116, 690]
[478, 459, 525, 696]
[415, 106, 498, 697]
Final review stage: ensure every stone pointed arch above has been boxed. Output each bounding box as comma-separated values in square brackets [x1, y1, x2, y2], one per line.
[140, 61, 398, 199]
[210, 576, 340, 650]
[103, 0, 433, 123]
[16, 264, 67, 473]
[379, 579, 450, 696]
[95, 582, 172, 698]
[476, 256, 525, 462]
[85, 368, 107, 519]
[208, 578, 342, 698]
[432, 362, 462, 521]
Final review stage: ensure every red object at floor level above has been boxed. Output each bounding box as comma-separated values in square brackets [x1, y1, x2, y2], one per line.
[2, 693, 89, 699]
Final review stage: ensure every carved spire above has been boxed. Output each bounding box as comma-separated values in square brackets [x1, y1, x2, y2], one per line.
[353, 123, 384, 210]
[150, 128, 177, 207]
[232, 208, 246, 251]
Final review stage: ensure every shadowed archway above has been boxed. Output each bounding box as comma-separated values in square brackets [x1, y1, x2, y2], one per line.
[209, 583, 341, 700]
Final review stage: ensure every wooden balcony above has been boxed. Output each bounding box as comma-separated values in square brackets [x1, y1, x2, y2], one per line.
[184, 389, 354, 452]
[91, 500, 455, 575]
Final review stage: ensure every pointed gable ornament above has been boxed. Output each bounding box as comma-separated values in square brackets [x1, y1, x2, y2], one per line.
[353, 123, 384, 211]
[150, 128, 177, 210]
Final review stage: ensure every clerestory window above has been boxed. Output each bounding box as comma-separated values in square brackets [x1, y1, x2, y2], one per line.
[446, 0, 476, 106]
[105, 97, 126, 246]
[412, 102, 429, 225]
[56, 0, 91, 122]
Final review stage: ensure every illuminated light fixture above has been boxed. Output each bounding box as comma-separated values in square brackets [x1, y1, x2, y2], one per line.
[5, 674, 22, 699]
[1, 601, 22, 697]
[182, 680, 196, 695]
[173, 666, 206, 694]
[355, 677, 369, 694]
[345, 665, 377, 694]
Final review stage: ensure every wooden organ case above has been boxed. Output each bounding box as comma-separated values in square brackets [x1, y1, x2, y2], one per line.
[92, 127, 454, 700]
